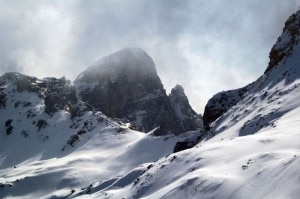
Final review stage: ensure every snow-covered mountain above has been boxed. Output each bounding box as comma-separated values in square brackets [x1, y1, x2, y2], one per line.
[0, 49, 202, 198]
[1, 9, 300, 199]
[68, 9, 300, 199]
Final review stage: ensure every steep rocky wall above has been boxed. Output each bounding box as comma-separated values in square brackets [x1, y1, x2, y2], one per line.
[74, 48, 202, 135]
[169, 85, 203, 132]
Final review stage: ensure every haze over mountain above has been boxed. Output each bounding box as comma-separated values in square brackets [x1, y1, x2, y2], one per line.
[74, 48, 202, 135]
[1, 6, 300, 199]
[1, 1, 299, 113]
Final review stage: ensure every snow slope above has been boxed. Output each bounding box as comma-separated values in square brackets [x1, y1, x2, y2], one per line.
[82, 108, 300, 199]
[0, 73, 200, 198]
[0, 107, 198, 199]
[68, 73, 300, 199]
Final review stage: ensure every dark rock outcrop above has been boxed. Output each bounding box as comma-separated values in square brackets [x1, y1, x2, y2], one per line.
[0, 73, 78, 116]
[5, 119, 13, 135]
[265, 11, 300, 73]
[42, 77, 77, 116]
[173, 141, 192, 153]
[203, 86, 248, 130]
[169, 85, 203, 132]
[0, 89, 6, 108]
[69, 101, 93, 119]
[74, 48, 202, 135]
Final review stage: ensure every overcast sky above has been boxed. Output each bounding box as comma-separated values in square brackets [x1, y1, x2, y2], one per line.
[0, 0, 300, 113]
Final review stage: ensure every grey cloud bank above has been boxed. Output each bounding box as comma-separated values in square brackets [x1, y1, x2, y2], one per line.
[0, 0, 299, 113]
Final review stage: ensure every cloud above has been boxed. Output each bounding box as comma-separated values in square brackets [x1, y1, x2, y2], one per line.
[0, 0, 75, 77]
[0, 0, 300, 113]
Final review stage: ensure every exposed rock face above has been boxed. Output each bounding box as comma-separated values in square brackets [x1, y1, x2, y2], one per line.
[74, 48, 163, 116]
[74, 48, 202, 135]
[169, 85, 203, 131]
[265, 10, 300, 73]
[0, 73, 78, 116]
[203, 86, 248, 130]
[0, 49, 203, 136]
[203, 10, 300, 130]
[0, 85, 6, 108]
[42, 77, 78, 116]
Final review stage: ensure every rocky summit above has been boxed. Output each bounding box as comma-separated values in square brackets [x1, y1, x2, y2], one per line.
[0, 48, 202, 136]
[74, 48, 203, 135]
[169, 84, 203, 132]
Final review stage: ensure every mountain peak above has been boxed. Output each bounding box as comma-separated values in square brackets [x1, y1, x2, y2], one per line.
[98, 48, 151, 65]
[75, 48, 157, 83]
[170, 84, 185, 96]
[74, 48, 203, 135]
[169, 84, 203, 132]
[118, 47, 148, 55]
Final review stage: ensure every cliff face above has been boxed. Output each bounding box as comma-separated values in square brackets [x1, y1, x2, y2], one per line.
[74, 48, 202, 135]
[74, 48, 163, 116]
[169, 85, 203, 132]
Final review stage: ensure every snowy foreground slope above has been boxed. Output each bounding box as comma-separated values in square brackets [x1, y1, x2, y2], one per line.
[72, 65, 300, 198]
[83, 107, 300, 199]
